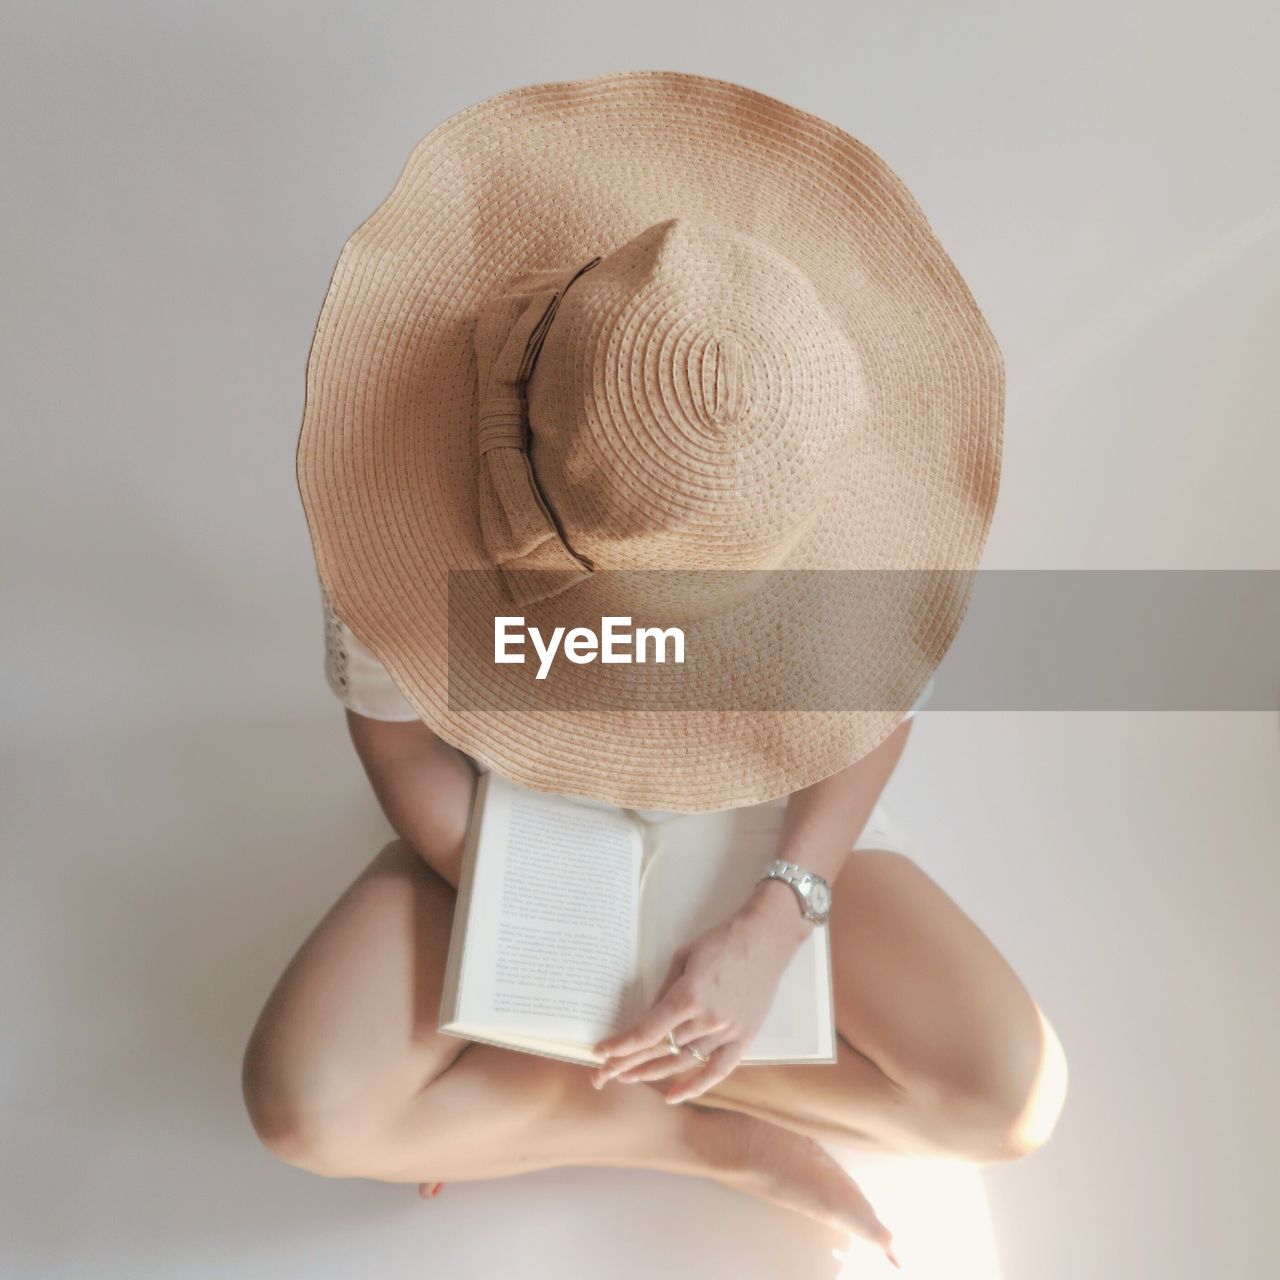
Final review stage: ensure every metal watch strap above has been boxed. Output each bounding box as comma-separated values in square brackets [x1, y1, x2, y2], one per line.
[758, 858, 832, 923]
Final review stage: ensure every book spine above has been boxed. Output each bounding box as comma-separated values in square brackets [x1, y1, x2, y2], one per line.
[437, 772, 486, 1029]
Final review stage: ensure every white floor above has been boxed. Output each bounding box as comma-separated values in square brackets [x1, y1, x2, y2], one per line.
[5, 710, 1275, 1278]
[4, 3, 1278, 1276]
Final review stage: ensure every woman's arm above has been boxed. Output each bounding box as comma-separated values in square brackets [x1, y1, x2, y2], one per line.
[592, 716, 914, 1096]
[343, 711, 477, 889]
[743, 716, 915, 946]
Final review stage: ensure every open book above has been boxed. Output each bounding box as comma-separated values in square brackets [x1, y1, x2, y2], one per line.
[439, 771, 836, 1067]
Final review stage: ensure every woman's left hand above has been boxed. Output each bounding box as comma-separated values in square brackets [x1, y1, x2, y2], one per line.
[590, 888, 810, 1104]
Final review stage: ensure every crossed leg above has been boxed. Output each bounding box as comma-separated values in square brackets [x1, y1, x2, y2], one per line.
[691, 847, 1069, 1163]
[241, 836, 900, 1248]
[241, 822, 1066, 1245]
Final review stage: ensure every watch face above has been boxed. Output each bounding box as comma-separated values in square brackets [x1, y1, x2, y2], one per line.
[809, 882, 831, 914]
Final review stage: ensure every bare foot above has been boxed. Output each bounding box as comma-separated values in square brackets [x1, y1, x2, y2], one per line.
[701, 1109, 898, 1266]
[417, 1181, 445, 1198]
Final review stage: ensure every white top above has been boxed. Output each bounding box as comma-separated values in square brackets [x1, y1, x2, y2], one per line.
[319, 579, 930, 832]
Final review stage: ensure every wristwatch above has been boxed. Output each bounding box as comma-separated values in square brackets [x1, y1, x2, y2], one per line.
[757, 859, 832, 925]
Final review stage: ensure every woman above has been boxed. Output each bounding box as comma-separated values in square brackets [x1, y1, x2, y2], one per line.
[241, 71, 1069, 1264]
[242, 590, 1067, 1265]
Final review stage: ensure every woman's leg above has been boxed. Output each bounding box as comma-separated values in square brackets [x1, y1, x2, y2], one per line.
[240, 837, 895, 1252]
[691, 848, 1070, 1163]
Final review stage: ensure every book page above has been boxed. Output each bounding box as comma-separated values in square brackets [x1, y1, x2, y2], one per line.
[454, 774, 643, 1046]
[636, 802, 835, 1064]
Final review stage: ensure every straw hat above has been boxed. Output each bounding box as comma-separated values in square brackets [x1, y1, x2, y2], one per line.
[296, 69, 1003, 812]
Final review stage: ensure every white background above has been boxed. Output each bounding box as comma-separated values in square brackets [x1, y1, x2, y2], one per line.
[3, 3, 1277, 1278]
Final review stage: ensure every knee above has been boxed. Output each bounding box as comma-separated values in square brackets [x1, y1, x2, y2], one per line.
[240, 1024, 377, 1178]
[937, 1006, 1070, 1163]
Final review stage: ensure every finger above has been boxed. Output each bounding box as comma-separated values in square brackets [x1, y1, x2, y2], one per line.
[615, 1028, 732, 1083]
[662, 1043, 742, 1104]
[591, 1042, 675, 1086]
[594, 1026, 708, 1085]
[669, 1013, 732, 1044]
[616, 1055, 698, 1083]
[592, 982, 698, 1059]
[616, 1045, 724, 1084]
[594, 1013, 729, 1084]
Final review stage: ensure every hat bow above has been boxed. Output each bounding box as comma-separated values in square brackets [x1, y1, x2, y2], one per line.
[472, 256, 603, 607]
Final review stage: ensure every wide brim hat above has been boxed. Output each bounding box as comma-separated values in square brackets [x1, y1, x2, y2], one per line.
[296, 69, 1004, 812]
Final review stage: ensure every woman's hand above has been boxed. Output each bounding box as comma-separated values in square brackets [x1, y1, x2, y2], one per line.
[590, 882, 812, 1104]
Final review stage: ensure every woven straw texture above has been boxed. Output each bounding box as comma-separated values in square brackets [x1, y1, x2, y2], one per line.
[295, 69, 1004, 812]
